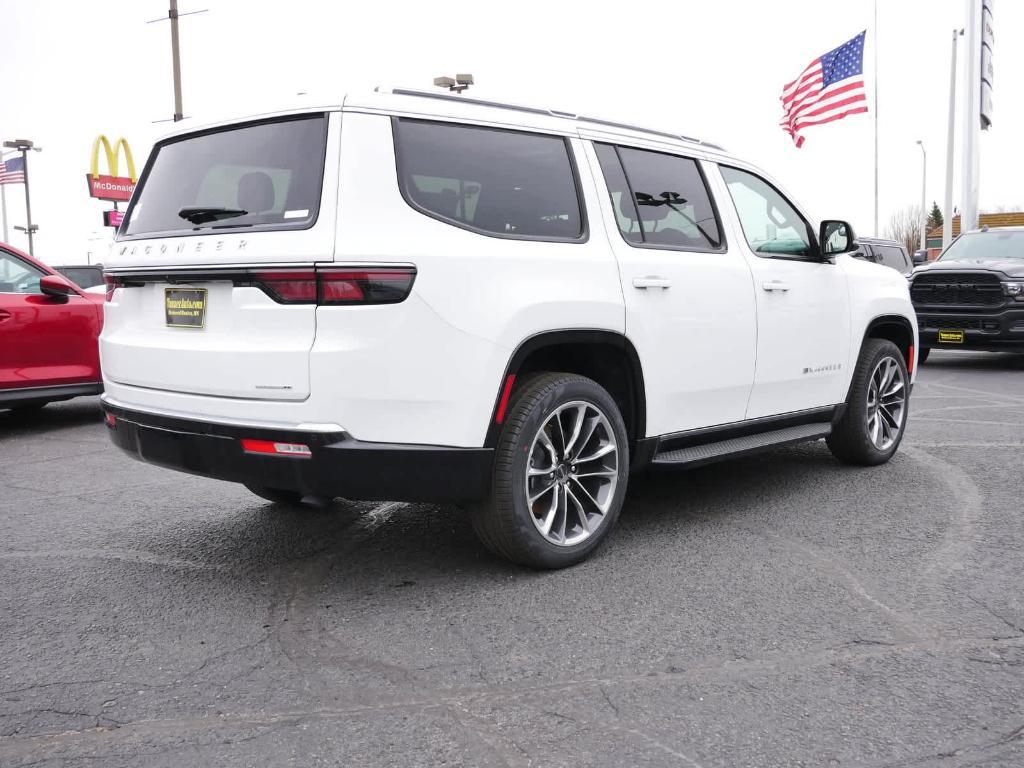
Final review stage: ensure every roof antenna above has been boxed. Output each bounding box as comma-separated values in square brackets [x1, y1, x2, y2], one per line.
[434, 74, 474, 94]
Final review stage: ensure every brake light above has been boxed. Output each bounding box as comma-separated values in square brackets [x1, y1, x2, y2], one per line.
[247, 268, 416, 305]
[251, 271, 318, 303]
[241, 438, 313, 458]
[104, 275, 122, 302]
[319, 269, 416, 305]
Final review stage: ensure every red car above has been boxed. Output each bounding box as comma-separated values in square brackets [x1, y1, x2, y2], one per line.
[0, 242, 104, 411]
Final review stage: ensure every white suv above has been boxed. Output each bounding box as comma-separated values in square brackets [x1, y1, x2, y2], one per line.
[101, 89, 918, 568]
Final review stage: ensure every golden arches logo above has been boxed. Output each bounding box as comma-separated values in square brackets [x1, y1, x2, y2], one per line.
[90, 135, 137, 182]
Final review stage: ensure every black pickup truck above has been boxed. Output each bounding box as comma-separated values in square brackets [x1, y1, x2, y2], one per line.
[910, 227, 1024, 362]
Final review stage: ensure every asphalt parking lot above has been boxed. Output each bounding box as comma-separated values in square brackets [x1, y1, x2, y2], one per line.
[1, 350, 1022, 768]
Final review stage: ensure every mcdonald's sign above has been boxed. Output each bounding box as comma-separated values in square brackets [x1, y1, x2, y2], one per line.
[86, 135, 137, 202]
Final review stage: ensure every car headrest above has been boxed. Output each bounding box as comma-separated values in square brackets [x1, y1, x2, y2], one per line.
[623, 191, 670, 224]
[237, 172, 276, 214]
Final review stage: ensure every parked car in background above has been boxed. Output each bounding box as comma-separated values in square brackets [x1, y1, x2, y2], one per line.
[910, 226, 1024, 363]
[0, 243, 105, 411]
[54, 264, 105, 289]
[99, 89, 917, 568]
[855, 237, 913, 277]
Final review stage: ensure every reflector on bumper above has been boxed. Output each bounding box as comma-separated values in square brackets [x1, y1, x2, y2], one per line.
[240, 439, 313, 458]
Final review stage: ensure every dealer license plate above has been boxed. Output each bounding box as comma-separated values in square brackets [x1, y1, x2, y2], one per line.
[165, 288, 207, 328]
[937, 329, 964, 344]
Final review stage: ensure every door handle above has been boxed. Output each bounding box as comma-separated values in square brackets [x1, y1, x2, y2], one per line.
[633, 277, 672, 290]
[0, 309, 11, 322]
[762, 280, 791, 292]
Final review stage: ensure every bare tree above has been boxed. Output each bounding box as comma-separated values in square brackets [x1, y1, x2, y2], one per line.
[884, 204, 925, 254]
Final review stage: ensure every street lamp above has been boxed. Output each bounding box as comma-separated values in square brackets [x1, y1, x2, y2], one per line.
[3, 138, 41, 257]
[916, 140, 927, 259]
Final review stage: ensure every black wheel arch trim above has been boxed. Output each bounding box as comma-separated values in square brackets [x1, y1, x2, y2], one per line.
[861, 314, 916, 364]
[483, 329, 647, 449]
[849, 315, 916, 405]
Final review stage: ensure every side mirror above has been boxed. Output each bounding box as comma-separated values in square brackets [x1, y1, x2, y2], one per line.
[913, 250, 928, 265]
[819, 220, 857, 256]
[39, 274, 78, 301]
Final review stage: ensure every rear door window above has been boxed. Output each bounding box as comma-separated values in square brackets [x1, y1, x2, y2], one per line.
[595, 144, 723, 251]
[393, 119, 585, 241]
[121, 114, 328, 238]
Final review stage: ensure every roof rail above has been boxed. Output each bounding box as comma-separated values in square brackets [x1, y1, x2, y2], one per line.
[387, 88, 726, 152]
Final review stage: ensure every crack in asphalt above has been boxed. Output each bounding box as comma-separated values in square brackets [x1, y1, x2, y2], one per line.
[2, 633, 1022, 757]
[752, 528, 934, 640]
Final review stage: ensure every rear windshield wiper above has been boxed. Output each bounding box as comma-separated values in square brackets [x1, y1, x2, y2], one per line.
[178, 206, 249, 225]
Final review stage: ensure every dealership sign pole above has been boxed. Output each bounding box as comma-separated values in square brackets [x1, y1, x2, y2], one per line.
[960, 0, 993, 233]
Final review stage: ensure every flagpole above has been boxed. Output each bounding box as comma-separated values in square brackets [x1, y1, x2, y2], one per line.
[1, 177, 8, 244]
[873, 0, 879, 236]
[0, 149, 10, 243]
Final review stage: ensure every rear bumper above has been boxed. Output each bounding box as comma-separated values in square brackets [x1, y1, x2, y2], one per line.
[101, 402, 493, 502]
[916, 307, 1024, 351]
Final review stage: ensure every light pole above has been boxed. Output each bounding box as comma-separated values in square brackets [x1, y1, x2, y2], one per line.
[944, 29, 964, 252]
[3, 139, 40, 257]
[916, 140, 927, 258]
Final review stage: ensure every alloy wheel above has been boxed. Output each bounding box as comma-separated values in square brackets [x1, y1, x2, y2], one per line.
[865, 356, 906, 451]
[524, 401, 619, 547]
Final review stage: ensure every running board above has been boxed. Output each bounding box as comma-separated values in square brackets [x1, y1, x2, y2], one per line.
[651, 423, 832, 468]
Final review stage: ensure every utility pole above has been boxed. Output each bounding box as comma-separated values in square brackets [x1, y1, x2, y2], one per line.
[148, 2, 206, 122]
[3, 139, 39, 257]
[944, 29, 963, 252]
[170, 0, 183, 121]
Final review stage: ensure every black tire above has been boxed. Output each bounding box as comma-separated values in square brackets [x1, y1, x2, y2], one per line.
[827, 339, 910, 466]
[917, 347, 930, 365]
[471, 373, 630, 569]
[245, 485, 308, 506]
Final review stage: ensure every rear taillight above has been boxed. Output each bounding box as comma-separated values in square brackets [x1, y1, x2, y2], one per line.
[251, 271, 318, 303]
[241, 438, 313, 458]
[104, 275, 122, 302]
[248, 268, 416, 306]
[319, 269, 416, 305]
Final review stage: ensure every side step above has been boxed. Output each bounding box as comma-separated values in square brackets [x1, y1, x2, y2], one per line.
[651, 423, 832, 468]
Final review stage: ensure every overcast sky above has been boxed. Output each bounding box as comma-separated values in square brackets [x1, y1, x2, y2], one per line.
[1, 0, 1020, 265]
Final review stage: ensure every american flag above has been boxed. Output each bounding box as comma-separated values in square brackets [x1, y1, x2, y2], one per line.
[0, 156, 25, 185]
[780, 31, 868, 147]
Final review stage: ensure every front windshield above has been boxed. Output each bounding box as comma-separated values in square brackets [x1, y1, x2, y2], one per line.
[940, 230, 1024, 261]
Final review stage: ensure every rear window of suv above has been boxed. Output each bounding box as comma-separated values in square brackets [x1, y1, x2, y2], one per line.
[121, 114, 328, 239]
[393, 118, 585, 241]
